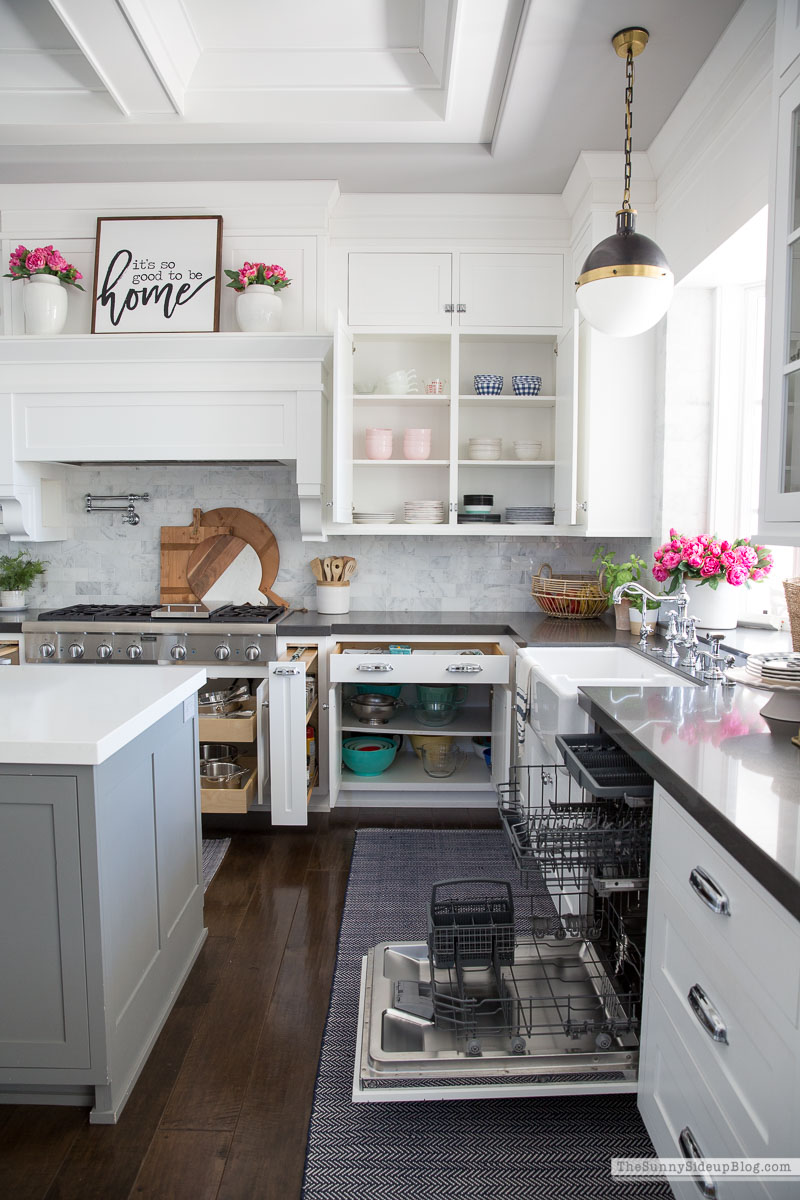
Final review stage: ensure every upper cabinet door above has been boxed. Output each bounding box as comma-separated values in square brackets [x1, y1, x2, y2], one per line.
[761, 67, 800, 537]
[457, 253, 564, 329]
[553, 312, 578, 527]
[348, 252, 452, 328]
[776, 0, 800, 80]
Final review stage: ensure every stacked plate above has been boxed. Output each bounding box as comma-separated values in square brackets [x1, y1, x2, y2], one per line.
[353, 511, 395, 524]
[468, 437, 502, 461]
[745, 651, 800, 687]
[505, 506, 555, 524]
[404, 500, 445, 524]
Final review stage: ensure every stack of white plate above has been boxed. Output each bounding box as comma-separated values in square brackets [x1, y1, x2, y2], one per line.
[505, 506, 555, 524]
[404, 500, 445, 524]
[468, 437, 502, 461]
[746, 651, 800, 686]
[352, 511, 395, 524]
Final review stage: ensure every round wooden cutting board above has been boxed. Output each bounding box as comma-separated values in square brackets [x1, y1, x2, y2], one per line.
[187, 508, 288, 608]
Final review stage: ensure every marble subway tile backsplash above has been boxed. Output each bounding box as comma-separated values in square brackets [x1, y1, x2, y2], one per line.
[0, 465, 650, 611]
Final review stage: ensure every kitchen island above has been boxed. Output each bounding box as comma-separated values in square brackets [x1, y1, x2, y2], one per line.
[0, 665, 207, 1123]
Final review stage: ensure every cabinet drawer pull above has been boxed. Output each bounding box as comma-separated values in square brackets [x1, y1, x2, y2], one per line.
[456, 303, 466, 313]
[444, 303, 454, 313]
[446, 664, 482, 673]
[689, 866, 730, 916]
[688, 983, 729, 1044]
[274, 666, 302, 676]
[356, 663, 393, 672]
[678, 1126, 718, 1198]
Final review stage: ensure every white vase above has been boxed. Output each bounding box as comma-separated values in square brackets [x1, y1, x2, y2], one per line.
[684, 578, 741, 630]
[0, 589, 27, 609]
[235, 285, 282, 332]
[23, 273, 68, 334]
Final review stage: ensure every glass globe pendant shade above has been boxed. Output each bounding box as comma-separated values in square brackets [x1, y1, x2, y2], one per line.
[576, 209, 674, 337]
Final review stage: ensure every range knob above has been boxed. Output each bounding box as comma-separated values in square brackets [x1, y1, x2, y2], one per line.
[126, 644, 143, 660]
[244, 643, 261, 661]
[214, 644, 231, 661]
[97, 643, 113, 660]
[67, 642, 85, 660]
[39, 641, 56, 659]
[170, 644, 187, 661]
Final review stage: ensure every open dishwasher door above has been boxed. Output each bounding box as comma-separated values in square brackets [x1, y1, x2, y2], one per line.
[354, 736, 652, 1103]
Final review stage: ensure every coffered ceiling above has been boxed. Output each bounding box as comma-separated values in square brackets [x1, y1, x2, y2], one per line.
[0, 0, 745, 191]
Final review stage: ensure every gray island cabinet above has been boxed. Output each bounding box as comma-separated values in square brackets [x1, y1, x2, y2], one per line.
[0, 665, 207, 1123]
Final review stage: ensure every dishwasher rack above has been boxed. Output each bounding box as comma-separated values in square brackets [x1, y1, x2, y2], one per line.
[418, 879, 646, 1057]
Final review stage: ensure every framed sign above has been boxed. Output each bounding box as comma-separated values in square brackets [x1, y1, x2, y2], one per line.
[91, 215, 223, 334]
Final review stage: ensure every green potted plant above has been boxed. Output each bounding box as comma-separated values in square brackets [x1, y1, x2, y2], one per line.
[0, 549, 47, 609]
[592, 546, 649, 630]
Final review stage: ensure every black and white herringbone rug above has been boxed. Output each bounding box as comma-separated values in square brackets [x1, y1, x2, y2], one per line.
[301, 828, 670, 1200]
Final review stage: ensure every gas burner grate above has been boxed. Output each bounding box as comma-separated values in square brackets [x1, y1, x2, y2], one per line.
[209, 603, 284, 623]
[37, 604, 157, 622]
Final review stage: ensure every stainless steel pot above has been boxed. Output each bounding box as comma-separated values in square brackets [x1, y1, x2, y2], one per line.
[198, 682, 250, 712]
[199, 743, 239, 764]
[349, 693, 404, 725]
[200, 761, 250, 788]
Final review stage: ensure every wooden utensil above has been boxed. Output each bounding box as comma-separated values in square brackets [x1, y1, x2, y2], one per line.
[321, 557, 333, 581]
[310, 558, 324, 582]
[343, 559, 357, 580]
[160, 508, 233, 604]
[191, 507, 289, 608]
[330, 556, 345, 581]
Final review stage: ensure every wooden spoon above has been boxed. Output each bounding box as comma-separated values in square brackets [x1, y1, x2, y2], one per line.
[310, 558, 324, 582]
[330, 556, 345, 581]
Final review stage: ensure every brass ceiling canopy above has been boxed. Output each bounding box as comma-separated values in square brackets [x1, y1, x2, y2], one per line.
[611, 28, 649, 59]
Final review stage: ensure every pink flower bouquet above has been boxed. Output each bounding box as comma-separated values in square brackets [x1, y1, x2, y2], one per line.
[653, 529, 773, 592]
[224, 262, 291, 292]
[5, 244, 84, 289]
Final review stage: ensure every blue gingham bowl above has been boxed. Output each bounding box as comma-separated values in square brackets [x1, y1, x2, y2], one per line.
[512, 375, 542, 396]
[473, 374, 503, 396]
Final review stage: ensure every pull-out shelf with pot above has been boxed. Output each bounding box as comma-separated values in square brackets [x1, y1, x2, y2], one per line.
[198, 644, 319, 825]
[328, 639, 511, 807]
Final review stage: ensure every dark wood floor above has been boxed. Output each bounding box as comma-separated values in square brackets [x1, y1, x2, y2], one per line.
[0, 807, 499, 1200]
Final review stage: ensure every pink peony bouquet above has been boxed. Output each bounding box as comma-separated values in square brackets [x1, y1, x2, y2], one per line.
[224, 262, 291, 293]
[5, 244, 84, 289]
[653, 528, 773, 592]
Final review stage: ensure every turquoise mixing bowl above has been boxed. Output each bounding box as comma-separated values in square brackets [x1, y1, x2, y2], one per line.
[342, 735, 400, 776]
[355, 684, 402, 698]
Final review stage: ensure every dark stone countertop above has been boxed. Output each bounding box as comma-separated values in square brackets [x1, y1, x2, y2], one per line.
[579, 682, 800, 921]
[280, 609, 632, 643]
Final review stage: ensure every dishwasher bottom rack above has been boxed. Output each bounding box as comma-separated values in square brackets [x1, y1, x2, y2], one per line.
[392, 882, 647, 1058]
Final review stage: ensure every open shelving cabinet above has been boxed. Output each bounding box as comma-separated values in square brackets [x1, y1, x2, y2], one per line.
[329, 317, 578, 535]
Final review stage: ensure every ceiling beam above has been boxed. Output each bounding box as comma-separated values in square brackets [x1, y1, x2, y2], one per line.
[47, 0, 181, 116]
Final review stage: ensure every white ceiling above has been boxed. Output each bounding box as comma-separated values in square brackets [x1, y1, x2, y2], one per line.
[0, 0, 745, 192]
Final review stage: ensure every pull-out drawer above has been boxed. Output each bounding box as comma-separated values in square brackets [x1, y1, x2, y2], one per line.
[647, 863, 798, 1158]
[652, 784, 800, 1028]
[330, 642, 509, 685]
[198, 698, 258, 743]
[200, 760, 257, 814]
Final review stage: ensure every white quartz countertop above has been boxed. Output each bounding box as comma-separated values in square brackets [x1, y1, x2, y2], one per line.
[0, 665, 207, 765]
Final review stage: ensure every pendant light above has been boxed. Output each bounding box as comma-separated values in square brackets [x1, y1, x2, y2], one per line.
[575, 28, 673, 338]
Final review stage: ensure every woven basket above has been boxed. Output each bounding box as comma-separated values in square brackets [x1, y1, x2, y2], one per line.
[784, 578, 800, 651]
[531, 563, 609, 621]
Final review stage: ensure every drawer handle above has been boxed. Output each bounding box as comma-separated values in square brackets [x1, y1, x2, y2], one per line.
[689, 866, 731, 916]
[446, 664, 482, 673]
[678, 1126, 718, 1199]
[274, 666, 302, 676]
[356, 663, 393, 672]
[688, 983, 729, 1044]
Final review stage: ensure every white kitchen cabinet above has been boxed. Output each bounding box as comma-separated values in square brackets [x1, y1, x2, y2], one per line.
[638, 784, 800, 1198]
[760, 7, 800, 540]
[457, 252, 564, 330]
[348, 253, 453, 329]
[327, 637, 512, 808]
[347, 250, 564, 332]
[328, 319, 579, 535]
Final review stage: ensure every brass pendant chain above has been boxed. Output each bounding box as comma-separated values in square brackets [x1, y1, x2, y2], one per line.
[622, 46, 634, 211]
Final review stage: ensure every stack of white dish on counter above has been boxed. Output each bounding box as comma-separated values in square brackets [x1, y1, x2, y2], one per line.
[404, 500, 445, 524]
[353, 510, 395, 524]
[505, 506, 555, 524]
[745, 651, 800, 685]
[467, 437, 502, 461]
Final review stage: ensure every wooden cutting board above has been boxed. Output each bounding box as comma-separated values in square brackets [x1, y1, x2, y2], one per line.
[190, 507, 289, 608]
[159, 508, 233, 603]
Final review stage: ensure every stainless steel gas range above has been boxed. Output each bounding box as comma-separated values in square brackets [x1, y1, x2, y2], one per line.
[23, 602, 290, 666]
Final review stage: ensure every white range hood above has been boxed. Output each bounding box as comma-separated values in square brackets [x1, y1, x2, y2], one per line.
[0, 333, 332, 540]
